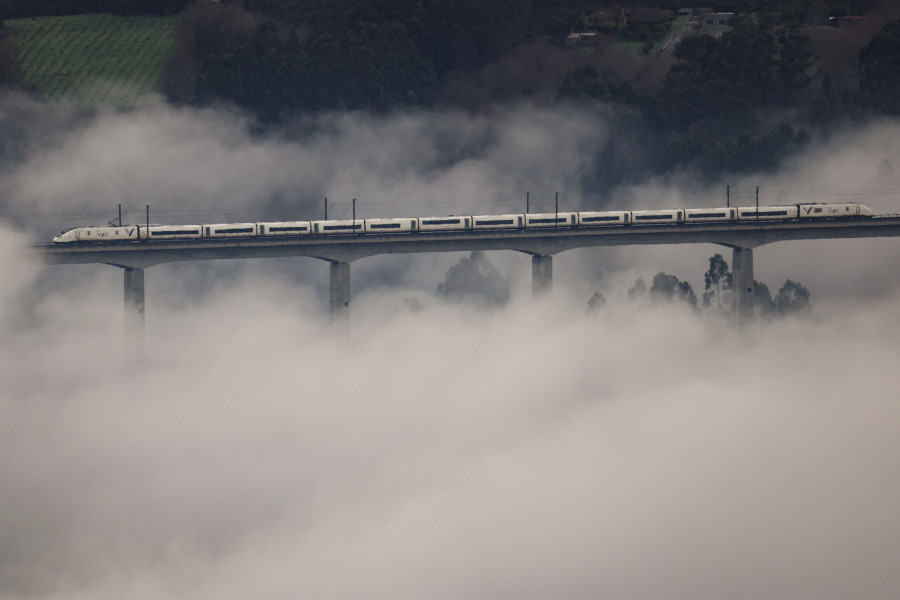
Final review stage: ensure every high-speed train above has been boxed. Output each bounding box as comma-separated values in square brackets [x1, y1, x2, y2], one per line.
[51, 202, 874, 243]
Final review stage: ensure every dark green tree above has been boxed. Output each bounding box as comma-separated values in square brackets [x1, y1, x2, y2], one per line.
[703, 253, 730, 309]
[0, 21, 22, 87]
[414, 0, 532, 79]
[436, 251, 510, 307]
[627, 277, 647, 302]
[859, 18, 900, 115]
[774, 279, 811, 315]
[557, 65, 633, 104]
[651, 12, 815, 177]
[808, 74, 844, 127]
[657, 14, 792, 128]
[752, 279, 775, 317]
[339, 21, 440, 110]
[587, 291, 607, 313]
[195, 17, 439, 117]
[195, 20, 293, 120]
[649, 272, 697, 308]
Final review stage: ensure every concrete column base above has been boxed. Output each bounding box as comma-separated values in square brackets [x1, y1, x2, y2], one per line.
[123, 266, 145, 351]
[329, 261, 351, 327]
[532, 254, 553, 296]
[731, 247, 754, 325]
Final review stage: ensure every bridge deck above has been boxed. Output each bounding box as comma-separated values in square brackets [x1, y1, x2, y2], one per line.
[30, 216, 900, 268]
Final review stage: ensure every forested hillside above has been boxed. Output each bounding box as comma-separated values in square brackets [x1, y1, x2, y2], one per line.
[2, 0, 899, 187]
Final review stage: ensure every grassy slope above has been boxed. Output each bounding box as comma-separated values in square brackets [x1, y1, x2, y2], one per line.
[5, 14, 177, 106]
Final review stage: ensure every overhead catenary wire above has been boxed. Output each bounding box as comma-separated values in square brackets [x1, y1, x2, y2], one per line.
[6, 180, 900, 227]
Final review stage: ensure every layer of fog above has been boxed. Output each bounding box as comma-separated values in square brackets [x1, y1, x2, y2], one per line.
[2, 94, 900, 599]
[0, 94, 613, 232]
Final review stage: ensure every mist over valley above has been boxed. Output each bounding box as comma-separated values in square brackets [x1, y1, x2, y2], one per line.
[2, 1, 900, 597]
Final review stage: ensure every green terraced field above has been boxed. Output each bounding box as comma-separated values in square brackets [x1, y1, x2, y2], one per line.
[6, 14, 177, 106]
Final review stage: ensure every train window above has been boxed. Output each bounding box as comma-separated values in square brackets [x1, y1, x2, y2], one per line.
[270, 226, 307, 232]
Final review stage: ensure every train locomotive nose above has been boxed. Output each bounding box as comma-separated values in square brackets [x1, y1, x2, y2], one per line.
[52, 229, 78, 243]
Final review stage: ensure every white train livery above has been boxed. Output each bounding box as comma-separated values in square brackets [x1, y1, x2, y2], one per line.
[52, 202, 874, 243]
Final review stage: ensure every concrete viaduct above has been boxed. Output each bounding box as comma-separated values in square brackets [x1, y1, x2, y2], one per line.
[31, 216, 900, 336]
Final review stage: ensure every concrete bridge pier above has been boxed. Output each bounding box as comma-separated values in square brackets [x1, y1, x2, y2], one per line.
[731, 247, 754, 324]
[329, 261, 351, 327]
[531, 254, 553, 296]
[123, 266, 145, 349]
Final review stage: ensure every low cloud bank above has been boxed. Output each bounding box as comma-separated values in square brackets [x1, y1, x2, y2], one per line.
[1, 96, 900, 599]
[1, 94, 611, 239]
[1, 262, 899, 599]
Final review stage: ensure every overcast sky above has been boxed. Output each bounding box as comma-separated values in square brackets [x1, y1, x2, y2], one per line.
[1, 93, 899, 599]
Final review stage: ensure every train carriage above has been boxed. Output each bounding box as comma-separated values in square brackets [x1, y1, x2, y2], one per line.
[204, 223, 258, 238]
[578, 211, 630, 226]
[685, 207, 737, 223]
[312, 219, 363, 234]
[258, 221, 312, 236]
[145, 225, 203, 240]
[631, 209, 685, 224]
[737, 206, 800, 221]
[524, 212, 577, 228]
[363, 217, 419, 234]
[471, 214, 524, 230]
[418, 216, 472, 232]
